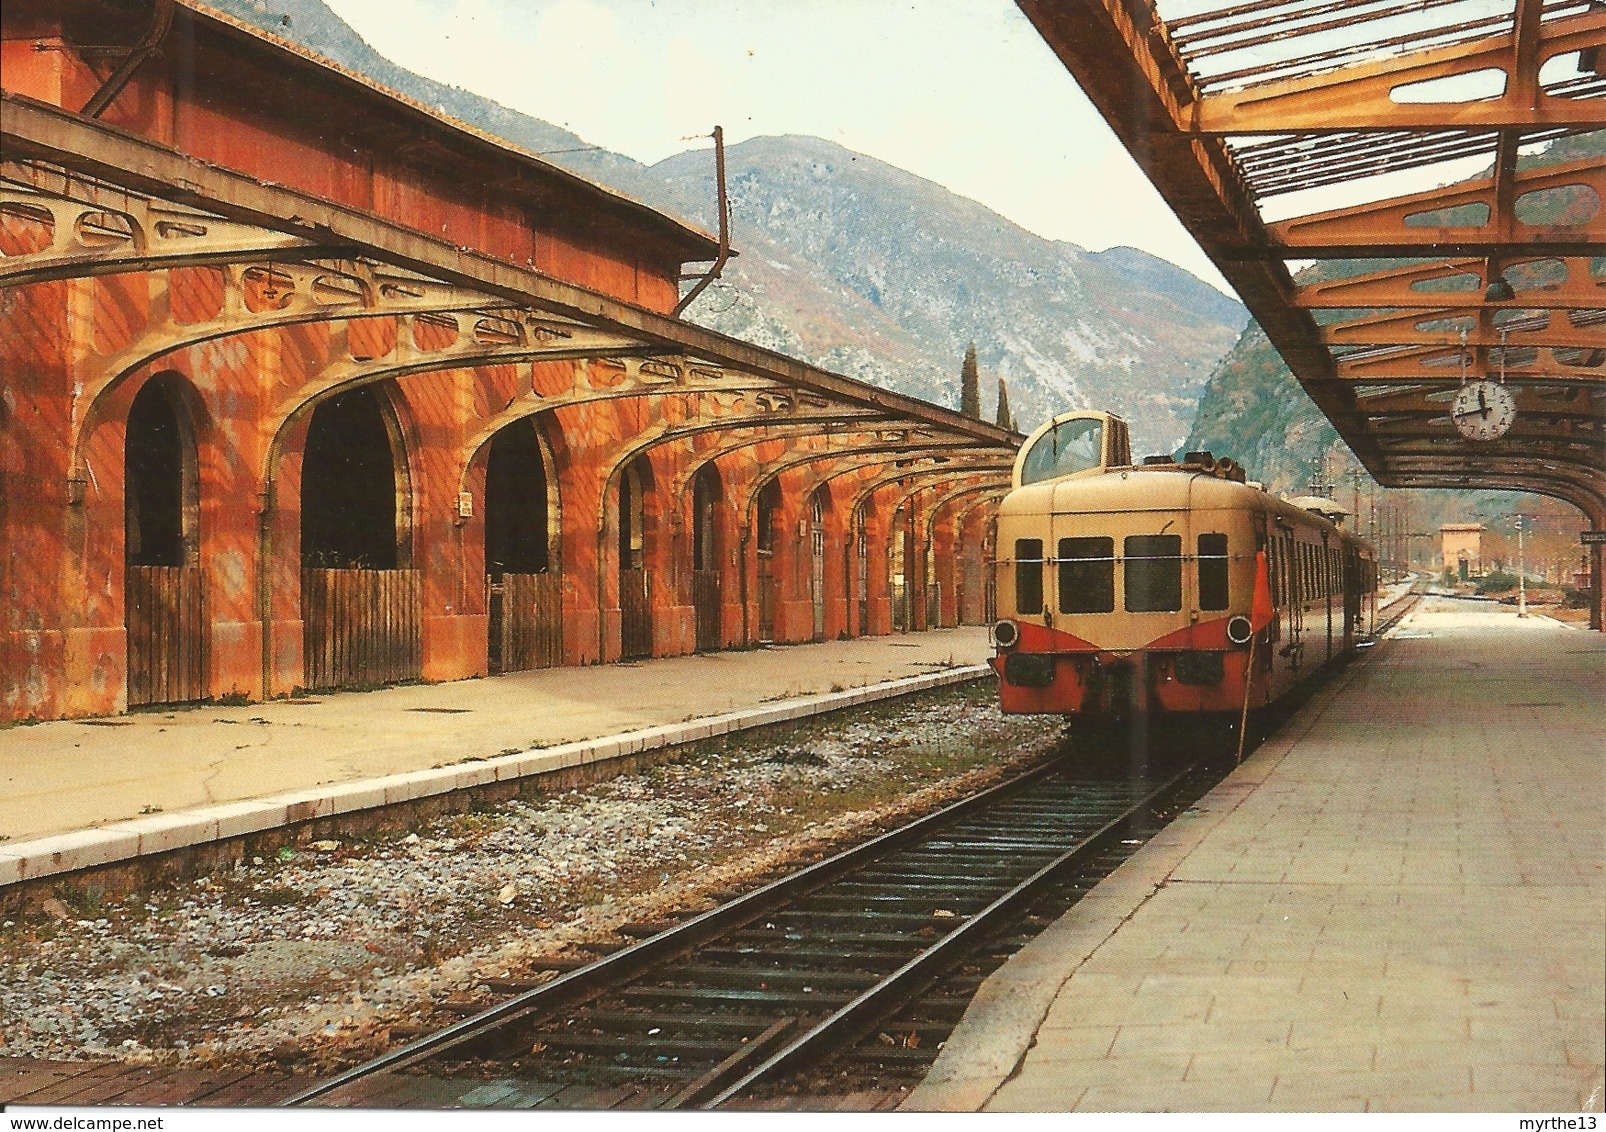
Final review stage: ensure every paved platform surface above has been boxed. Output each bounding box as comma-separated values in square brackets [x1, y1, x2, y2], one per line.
[907, 600, 1603, 1113]
[0, 629, 987, 878]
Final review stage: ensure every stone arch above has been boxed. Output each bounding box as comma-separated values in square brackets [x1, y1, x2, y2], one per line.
[691, 461, 725, 651]
[123, 371, 206, 706]
[952, 488, 1009, 624]
[476, 415, 564, 673]
[847, 463, 1012, 635]
[754, 477, 783, 643]
[296, 381, 421, 691]
[617, 452, 659, 660]
[919, 480, 1010, 628]
[124, 373, 202, 570]
[807, 480, 836, 641]
[300, 384, 412, 570]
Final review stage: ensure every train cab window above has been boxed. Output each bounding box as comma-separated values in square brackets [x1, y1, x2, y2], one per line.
[1124, 534, 1182, 612]
[1019, 417, 1104, 486]
[1197, 533, 1229, 611]
[1015, 538, 1044, 615]
[1058, 536, 1114, 613]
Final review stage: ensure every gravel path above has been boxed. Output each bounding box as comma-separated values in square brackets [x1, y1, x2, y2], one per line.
[1, 682, 1063, 1074]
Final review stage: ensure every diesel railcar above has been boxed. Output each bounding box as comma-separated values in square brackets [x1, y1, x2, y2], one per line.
[991, 411, 1377, 724]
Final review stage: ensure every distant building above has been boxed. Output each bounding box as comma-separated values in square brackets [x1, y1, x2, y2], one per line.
[1440, 524, 1485, 581]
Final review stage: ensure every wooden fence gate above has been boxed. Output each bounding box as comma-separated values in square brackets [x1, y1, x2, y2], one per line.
[302, 568, 422, 691]
[488, 572, 562, 674]
[810, 523, 826, 643]
[620, 567, 652, 659]
[891, 577, 909, 633]
[693, 569, 721, 652]
[857, 533, 869, 635]
[126, 565, 206, 707]
[757, 553, 778, 643]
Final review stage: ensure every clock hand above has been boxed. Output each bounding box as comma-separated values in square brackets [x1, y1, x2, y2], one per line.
[1477, 386, 1489, 418]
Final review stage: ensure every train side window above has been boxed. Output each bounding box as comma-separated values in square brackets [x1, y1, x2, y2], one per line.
[1198, 533, 1229, 611]
[1124, 534, 1182, 612]
[1058, 536, 1114, 613]
[1015, 538, 1044, 615]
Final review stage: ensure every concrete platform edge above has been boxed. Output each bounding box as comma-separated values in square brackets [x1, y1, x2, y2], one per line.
[4, 664, 989, 890]
[901, 642, 1386, 1112]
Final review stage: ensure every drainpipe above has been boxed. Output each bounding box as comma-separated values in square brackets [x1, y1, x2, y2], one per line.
[82, 0, 175, 119]
[597, 522, 609, 663]
[672, 126, 730, 318]
[739, 528, 751, 644]
[258, 486, 274, 701]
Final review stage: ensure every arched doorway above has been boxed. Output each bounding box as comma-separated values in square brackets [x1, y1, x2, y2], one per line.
[125, 378, 204, 706]
[756, 479, 780, 643]
[809, 486, 829, 642]
[485, 418, 560, 674]
[891, 502, 911, 633]
[856, 500, 873, 636]
[299, 386, 419, 690]
[982, 514, 999, 624]
[692, 463, 723, 651]
[618, 457, 652, 660]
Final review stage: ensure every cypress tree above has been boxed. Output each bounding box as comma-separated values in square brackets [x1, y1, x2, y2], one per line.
[960, 342, 981, 419]
[995, 375, 1012, 430]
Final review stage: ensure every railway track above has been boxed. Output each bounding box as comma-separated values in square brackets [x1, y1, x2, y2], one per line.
[283, 747, 1220, 1110]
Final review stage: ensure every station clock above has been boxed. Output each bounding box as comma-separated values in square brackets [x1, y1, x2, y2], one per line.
[1450, 380, 1516, 441]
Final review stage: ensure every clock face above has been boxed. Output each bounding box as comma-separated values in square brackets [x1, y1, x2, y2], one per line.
[1451, 380, 1516, 441]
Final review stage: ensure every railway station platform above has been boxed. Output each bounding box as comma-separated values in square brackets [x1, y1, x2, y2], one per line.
[908, 599, 1604, 1113]
[0, 628, 988, 890]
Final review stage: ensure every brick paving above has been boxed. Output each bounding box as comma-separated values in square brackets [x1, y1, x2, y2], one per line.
[907, 600, 1603, 1113]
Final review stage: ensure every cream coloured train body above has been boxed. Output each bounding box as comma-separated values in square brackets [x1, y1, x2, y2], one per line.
[991, 411, 1377, 721]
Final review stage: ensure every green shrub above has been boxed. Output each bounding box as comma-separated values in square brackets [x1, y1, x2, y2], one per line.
[1475, 571, 1519, 595]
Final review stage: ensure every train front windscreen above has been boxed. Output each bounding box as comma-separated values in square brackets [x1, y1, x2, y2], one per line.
[1019, 416, 1103, 485]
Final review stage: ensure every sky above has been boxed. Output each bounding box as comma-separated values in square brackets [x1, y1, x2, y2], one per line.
[318, 0, 1236, 294]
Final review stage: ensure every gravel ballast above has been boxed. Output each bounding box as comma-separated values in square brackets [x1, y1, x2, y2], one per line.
[1, 682, 1064, 1073]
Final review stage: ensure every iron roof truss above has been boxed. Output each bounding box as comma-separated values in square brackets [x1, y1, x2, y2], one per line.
[1017, 0, 1605, 519]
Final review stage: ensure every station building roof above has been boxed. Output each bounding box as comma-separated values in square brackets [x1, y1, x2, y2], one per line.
[1017, 0, 1606, 523]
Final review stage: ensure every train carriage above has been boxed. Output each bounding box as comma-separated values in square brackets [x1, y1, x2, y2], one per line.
[991, 411, 1377, 726]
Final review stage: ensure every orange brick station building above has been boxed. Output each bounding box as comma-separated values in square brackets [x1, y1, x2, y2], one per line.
[0, 0, 1017, 721]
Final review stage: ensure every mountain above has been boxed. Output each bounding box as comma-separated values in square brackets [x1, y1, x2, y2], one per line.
[648, 137, 1245, 453]
[207, 0, 1248, 455]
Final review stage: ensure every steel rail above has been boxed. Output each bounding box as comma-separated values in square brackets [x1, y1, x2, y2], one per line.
[696, 762, 1199, 1108]
[279, 756, 1063, 1106]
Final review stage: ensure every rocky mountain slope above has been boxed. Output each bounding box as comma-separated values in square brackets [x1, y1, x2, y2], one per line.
[210, 0, 1247, 455]
[650, 136, 1245, 453]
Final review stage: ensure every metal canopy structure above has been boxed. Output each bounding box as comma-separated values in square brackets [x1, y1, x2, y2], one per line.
[1017, 0, 1606, 524]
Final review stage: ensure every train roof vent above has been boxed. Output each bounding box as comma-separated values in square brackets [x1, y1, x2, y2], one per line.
[1182, 451, 1214, 465]
[1288, 496, 1351, 522]
[1142, 455, 1176, 465]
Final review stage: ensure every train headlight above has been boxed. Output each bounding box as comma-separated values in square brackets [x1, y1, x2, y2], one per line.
[1226, 615, 1254, 645]
[991, 619, 1020, 649]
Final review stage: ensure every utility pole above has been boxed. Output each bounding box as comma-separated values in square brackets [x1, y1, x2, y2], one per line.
[673, 126, 730, 318]
[1516, 512, 1528, 617]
